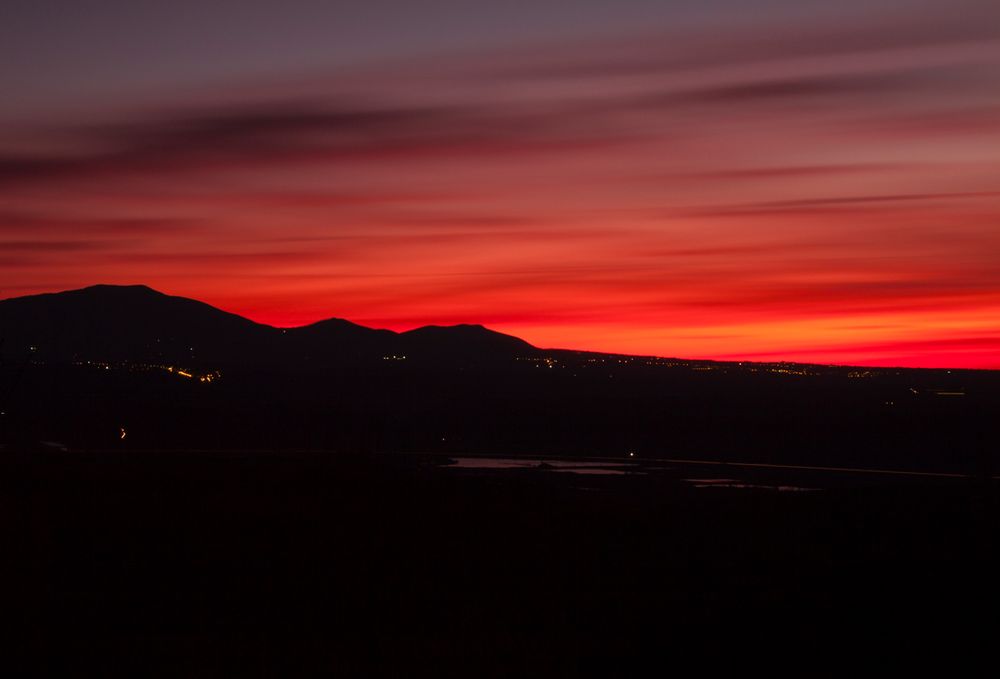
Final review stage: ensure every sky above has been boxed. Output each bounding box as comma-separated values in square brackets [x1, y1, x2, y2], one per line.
[2, 0, 1000, 368]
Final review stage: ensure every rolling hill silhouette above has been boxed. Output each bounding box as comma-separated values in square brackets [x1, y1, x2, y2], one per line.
[0, 284, 994, 476]
[0, 284, 537, 367]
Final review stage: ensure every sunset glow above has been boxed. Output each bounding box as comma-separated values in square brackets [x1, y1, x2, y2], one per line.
[3, 0, 999, 368]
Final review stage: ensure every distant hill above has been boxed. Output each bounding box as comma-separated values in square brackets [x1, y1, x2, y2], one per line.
[0, 284, 537, 368]
[400, 324, 534, 361]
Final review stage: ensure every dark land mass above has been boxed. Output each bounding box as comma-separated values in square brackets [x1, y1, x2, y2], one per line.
[1, 284, 998, 475]
[1, 285, 998, 673]
[1, 450, 996, 675]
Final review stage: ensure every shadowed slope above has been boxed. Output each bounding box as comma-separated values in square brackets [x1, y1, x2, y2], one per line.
[0, 285, 537, 368]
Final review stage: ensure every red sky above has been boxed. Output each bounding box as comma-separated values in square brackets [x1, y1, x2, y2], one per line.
[2, 1, 1000, 368]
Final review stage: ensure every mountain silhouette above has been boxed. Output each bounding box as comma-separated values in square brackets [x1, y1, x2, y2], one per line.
[0, 284, 537, 368]
[399, 324, 533, 360]
[1, 285, 993, 476]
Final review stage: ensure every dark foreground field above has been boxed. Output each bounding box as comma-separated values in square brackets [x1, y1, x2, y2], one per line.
[1, 450, 996, 676]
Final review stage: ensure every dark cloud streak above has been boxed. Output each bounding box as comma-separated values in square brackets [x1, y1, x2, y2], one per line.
[0, 101, 630, 189]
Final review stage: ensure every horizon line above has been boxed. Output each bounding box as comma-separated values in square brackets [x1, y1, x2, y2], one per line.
[2, 282, 997, 373]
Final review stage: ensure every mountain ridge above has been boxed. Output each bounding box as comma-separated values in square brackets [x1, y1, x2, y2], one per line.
[1, 287, 993, 464]
[0, 284, 536, 367]
[2, 284, 994, 373]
